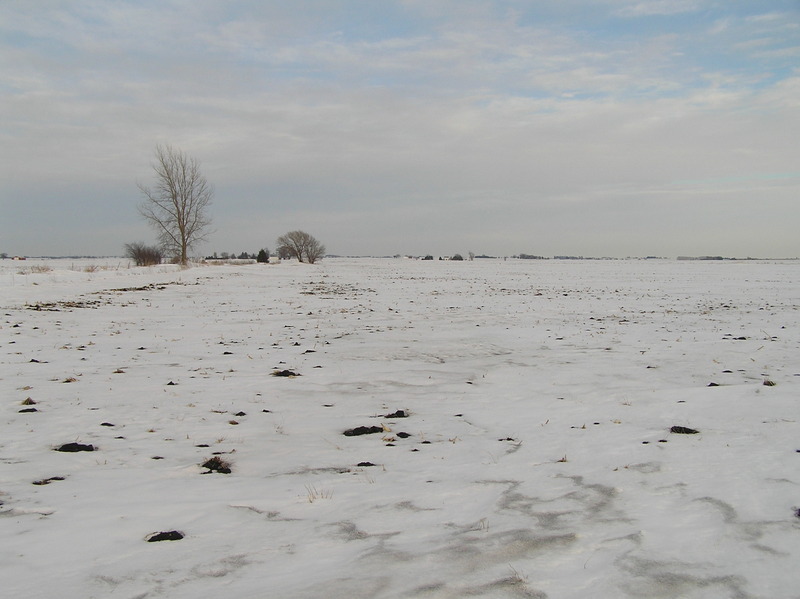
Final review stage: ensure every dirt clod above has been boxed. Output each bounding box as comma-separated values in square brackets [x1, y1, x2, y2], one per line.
[343, 426, 383, 436]
[384, 410, 408, 418]
[670, 426, 699, 435]
[32, 476, 65, 485]
[55, 442, 95, 452]
[147, 531, 184, 542]
[201, 456, 232, 473]
[272, 369, 300, 377]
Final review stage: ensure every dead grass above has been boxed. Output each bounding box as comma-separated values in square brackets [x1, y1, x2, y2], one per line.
[18, 265, 53, 274]
[305, 484, 333, 503]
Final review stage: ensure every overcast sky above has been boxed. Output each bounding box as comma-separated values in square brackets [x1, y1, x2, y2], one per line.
[1, 1, 798, 258]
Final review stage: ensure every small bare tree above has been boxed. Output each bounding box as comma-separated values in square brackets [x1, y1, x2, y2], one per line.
[124, 242, 163, 266]
[138, 144, 213, 265]
[276, 230, 326, 264]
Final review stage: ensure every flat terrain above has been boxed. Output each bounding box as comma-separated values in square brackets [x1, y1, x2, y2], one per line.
[2, 257, 799, 598]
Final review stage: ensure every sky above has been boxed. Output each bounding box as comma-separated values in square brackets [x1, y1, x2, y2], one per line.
[1, 0, 799, 258]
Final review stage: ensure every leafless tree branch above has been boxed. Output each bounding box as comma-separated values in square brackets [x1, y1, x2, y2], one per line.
[138, 144, 213, 265]
[276, 230, 326, 264]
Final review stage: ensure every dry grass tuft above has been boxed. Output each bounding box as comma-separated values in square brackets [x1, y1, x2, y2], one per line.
[305, 484, 333, 503]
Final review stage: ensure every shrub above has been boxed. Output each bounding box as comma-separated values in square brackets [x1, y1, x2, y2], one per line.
[125, 242, 163, 266]
[256, 248, 269, 263]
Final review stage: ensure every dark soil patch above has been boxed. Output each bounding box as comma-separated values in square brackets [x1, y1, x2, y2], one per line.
[670, 426, 699, 435]
[357, 462, 376, 467]
[201, 456, 232, 473]
[19, 408, 38, 413]
[32, 476, 65, 486]
[383, 410, 408, 418]
[146, 530, 184, 542]
[272, 369, 300, 377]
[27, 300, 100, 311]
[396, 432, 411, 438]
[55, 442, 95, 452]
[108, 284, 167, 293]
[343, 426, 383, 436]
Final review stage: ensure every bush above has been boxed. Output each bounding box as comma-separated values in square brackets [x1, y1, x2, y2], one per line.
[256, 249, 269, 263]
[125, 242, 163, 266]
[451, 254, 464, 261]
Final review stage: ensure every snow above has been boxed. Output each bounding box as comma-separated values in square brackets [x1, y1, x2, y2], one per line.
[2, 257, 799, 598]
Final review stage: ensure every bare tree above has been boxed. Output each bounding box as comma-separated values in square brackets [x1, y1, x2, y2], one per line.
[138, 144, 213, 265]
[276, 230, 326, 264]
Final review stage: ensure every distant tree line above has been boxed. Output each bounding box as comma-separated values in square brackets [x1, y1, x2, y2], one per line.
[677, 255, 725, 261]
[204, 249, 270, 262]
[200, 230, 326, 265]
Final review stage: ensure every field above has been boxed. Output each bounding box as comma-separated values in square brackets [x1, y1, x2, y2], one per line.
[2, 257, 799, 598]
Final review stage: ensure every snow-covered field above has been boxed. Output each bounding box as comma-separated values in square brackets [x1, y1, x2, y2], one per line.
[2, 257, 799, 598]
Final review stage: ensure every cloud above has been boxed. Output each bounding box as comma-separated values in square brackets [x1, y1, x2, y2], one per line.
[614, 0, 701, 17]
[1, 1, 798, 257]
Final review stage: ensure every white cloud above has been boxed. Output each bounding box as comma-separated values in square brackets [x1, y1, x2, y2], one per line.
[1, 1, 798, 257]
[614, 0, 701, 17]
